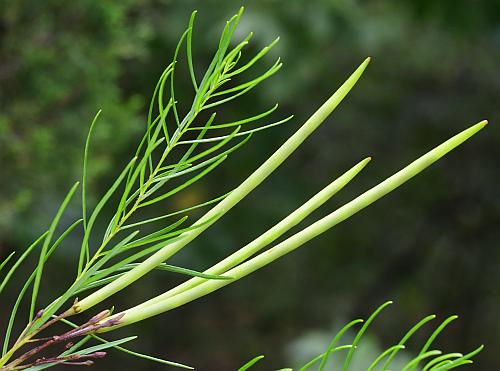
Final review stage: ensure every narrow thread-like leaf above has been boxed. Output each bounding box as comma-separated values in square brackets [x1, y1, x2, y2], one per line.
[0, 232, 48, 296]
[238, 355, 264, 371]
[30, 182, 79, 320]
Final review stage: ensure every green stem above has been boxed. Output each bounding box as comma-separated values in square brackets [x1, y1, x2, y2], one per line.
[103, 120, 486, 328]
[69, 57, 371, 315]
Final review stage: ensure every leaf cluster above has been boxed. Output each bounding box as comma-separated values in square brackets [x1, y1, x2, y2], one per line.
[0, 8, 288, 369]
[240, 302, 483, 371]
[0, 7, 488, 371]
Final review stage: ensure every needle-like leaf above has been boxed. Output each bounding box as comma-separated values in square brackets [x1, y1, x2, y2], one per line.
[30, 182, 79, 320]
[238, 355, 265, 371]
[410, 315, 458, 371]
[319, 319, 364, 370]
[0, 252, 16, 276]
[0, 232, 48, 296]
[187, 11, 198, 91]
[342, 301, 393, 371]
[2, 220, 82, 355]
[381, 314, 437, 370]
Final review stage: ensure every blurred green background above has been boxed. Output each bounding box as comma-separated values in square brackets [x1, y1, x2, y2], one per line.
[0, 0, 499, 369]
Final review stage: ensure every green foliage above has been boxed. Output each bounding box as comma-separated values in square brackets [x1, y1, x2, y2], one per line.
[0, 7, 293, 369]
[0, 4, 493, 371]
[240, 302, 483, 370]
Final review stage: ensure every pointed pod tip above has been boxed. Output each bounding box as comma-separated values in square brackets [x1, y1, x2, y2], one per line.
[356, 156, 372, 168]
[354, 57, 371, 75]
[468, 120, 488, 133]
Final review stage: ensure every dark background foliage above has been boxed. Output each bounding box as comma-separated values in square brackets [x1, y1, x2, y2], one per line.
[0, 0, 498, 369]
